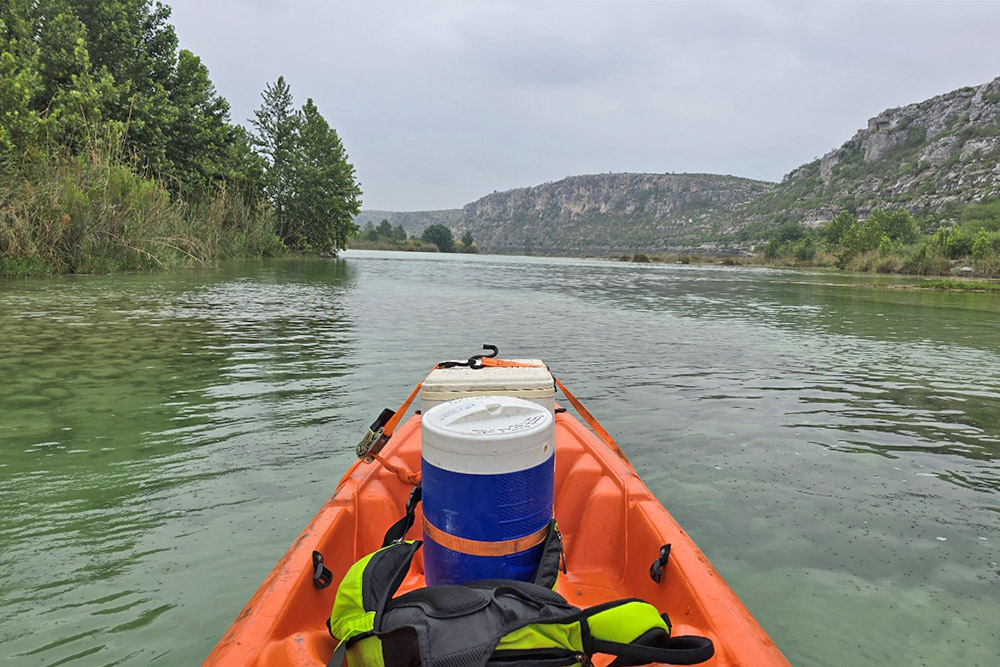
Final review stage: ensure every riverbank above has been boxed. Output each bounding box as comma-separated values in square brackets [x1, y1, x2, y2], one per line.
[605, 250, 1000, 290]
[346, 238, 439, 252]
[0, 148, 284, 279]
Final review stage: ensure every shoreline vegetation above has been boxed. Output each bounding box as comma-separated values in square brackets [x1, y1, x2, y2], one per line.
[1, 1, 360, 279]
[346, 219, 480, 254]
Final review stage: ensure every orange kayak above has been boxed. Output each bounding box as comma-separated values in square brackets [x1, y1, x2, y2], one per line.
[206, 395, 790, 666]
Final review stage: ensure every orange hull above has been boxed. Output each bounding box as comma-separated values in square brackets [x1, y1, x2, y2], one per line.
[206, 409, 790, 666]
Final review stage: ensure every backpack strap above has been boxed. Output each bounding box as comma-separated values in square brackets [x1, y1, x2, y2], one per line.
[582, 600, 714, 666]
[382, 485, 422, 547]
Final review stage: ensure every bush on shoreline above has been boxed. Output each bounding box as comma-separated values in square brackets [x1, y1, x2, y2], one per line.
[1, 139, 283, 277]
[751, 205, 1000, 278]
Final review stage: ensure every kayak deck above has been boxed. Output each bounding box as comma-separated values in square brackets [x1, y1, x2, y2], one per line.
[206, 409, 789, 666]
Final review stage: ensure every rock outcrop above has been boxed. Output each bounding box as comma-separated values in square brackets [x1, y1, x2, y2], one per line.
[776, 75, 1000, 226]
[457, 173, 773, 254]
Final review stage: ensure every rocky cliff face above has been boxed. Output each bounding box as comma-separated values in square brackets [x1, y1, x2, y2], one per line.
[773, 76, 1000, 226]
[458, 173, 774, 253]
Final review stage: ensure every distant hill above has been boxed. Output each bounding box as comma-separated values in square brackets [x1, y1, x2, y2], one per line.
[362, 75, 1000, 254]
[354, 209, 462, 237]
[458, 173, 774, 254]
[739, 75, 1000, 233]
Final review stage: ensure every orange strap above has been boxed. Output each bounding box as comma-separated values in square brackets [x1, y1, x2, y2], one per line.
[422, 516, 550, 556]
[372, 452, 421, 485]
[382, 381, 424, 439]
[479, 358, 545, 368]
[553, 376, 633, 469]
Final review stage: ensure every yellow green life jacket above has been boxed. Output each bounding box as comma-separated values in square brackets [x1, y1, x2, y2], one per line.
[325, 538, 714, 667]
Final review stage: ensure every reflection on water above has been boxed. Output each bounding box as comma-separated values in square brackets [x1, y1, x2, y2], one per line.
[1, 252, 997, 666]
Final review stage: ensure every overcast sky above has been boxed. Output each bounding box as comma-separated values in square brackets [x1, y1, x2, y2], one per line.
[167, 1, 1000, 211]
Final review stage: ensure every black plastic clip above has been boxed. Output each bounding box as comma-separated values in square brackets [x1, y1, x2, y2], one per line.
[313, 550, 333, 589]
[649, 543, 671, 584]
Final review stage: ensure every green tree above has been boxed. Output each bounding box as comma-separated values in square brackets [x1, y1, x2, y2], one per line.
[771, 221, 806, 243]
[285, 98, 362, 253]
[972, 229, 993, 260]
[161, 49, 235, 195]
[71, 0, 179, 172]
[393, 224, 407, 241]
[868, 209, 918, 243]
[251, 76, 297, 239]
[823, 211, 857, 245]
[363, 221, 378, 241]
[422, 224, 454, 252]
[461, 230, 474, 247]
[222, 124, 267, 202]
[0, 12, 42, 158]
[376, 219, 392, 238]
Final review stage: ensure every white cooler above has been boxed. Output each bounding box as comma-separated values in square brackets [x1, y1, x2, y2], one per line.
[420, 359, 556, 414]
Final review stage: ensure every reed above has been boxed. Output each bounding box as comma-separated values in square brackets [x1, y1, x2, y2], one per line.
[0, 135, 281, 277]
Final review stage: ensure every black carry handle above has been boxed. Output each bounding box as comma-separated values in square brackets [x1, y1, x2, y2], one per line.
[596, 635, 714, 666]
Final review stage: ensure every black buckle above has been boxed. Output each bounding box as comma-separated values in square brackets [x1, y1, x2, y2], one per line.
[356, 408, 395, 459]
[313, 550, 333, 589]
[649, 543, 671, 584]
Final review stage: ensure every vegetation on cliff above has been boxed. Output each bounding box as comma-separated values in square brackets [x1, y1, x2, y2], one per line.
[754, 200, 1000, 277]
[1, 0, 360, 277]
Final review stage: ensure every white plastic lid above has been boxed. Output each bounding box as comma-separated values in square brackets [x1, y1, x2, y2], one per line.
[421, 396, 554, 474]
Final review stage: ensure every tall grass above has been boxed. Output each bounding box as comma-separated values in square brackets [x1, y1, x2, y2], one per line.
[1, 136, 282, 277]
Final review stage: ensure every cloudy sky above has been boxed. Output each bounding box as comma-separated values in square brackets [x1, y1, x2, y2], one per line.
[168, 1, 1000, 211]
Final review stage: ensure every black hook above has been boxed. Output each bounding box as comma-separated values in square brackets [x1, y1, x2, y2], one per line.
[467, 344, 499, 369]
[312, 550, 333, 589]
[649, 543, 671, 584]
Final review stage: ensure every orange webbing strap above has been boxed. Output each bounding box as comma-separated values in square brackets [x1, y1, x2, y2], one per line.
[479, 358, 545, 368]
[553, 376, 634, 469]
[422, 516, 550, 557]
[381, 380, 424, 439]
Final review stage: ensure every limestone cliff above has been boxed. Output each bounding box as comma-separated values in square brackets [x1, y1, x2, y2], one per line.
[759, 75, 1000, 228]
[457, 173, 773, 254]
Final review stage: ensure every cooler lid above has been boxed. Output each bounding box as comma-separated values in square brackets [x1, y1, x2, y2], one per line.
[422, 359, 553, 394]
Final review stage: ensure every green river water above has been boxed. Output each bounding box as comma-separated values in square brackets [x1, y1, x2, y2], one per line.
[1, 251, 998, 666]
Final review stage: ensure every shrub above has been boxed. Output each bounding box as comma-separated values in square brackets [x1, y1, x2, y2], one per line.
[902, 243, 951, 275]
[823, 211, 857, 245]
[421, 224, 455, 252]
[632, 253, 650, 263]
[973, 251, 1000, 278]
[763, 238, 783, 259]
[792, 237, 816, 261]
[972, 229, 1000, 260]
